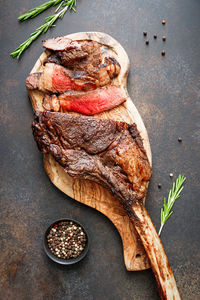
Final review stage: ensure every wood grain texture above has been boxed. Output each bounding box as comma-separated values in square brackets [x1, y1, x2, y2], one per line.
[28, 32, 152, 271]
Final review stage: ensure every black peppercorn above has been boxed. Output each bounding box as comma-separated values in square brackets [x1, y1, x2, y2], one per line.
[146, 40, 149, 45]
[143, 32, 147, 36]
[154, 34, 157, 39]
[162, 36, 166, 41]
[158, 183, 162, 189]
[161, 50, 165, 56]
[178, 137, 182, 142]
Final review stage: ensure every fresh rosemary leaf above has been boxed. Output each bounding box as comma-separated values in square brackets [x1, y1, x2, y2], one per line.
[18, 0, 63, 21]
[55, 1, 64, 13]
[158, 174, 186, 235]
[11, 0, 77, 59]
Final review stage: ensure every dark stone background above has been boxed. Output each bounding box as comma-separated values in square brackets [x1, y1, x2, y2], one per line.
[0, 0, 199, 299]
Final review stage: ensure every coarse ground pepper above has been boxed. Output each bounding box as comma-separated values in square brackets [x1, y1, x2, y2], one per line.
[47, 221, 87, 259]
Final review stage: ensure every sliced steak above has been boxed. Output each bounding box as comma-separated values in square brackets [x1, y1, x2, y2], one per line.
[57, 48, 88, 66]
[59, 41, 102, 69]
[38, 37, 121, 90]
[44, 39, 102, 68]
[42, 37, 81, 51]
[26, 63, 97, 93]
[27, 57, 121, 94]
[58, 85, 126, 115]
[43, 38, 101, 69]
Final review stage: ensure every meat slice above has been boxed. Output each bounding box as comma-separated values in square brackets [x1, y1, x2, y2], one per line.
[26, 59, 121, 97]
[55, 40, 102, 69]
[43, 37, 101, 69]
[58, 86, 126, 115]
[26, 63, 97, 93]
[35, 37, 121, 91]
[32, 111, 181, 300]
[42, 37, 121, 84]
[43, 56, 121, 87]
[56, 48, 88, 66]
[42, 37, 81, 51]
[41, 85, 126, 115]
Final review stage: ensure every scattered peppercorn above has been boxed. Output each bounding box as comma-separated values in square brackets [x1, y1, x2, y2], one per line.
[162, 20, 166, 25]
[169, 173, 174, 178]
[146, 40, 149, 45]
[143, 32, 147, 36]
[162, 36, 166, 41]
[161, 50, 166, 56]
[158, 183, 162, 189]
[47, 221, 87, 259]
[178, 137, 182, 142]
[154, 34, 157, 39]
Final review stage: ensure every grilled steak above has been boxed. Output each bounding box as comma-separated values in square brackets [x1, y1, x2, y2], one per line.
[42, 37, 81, 51]
[26, 63, 97, 93]
[26, 37, 123, 115]
[61, 41, 102, 69]
[43, 37, 101, 68]
[32, 111, 181, 300]
[43, 37, 121, 84]
[42, 85, 126, 115]
[83, 57, 121, 87]
[27, 58, 120, 94]
[58, 85, 126, 114]
[56, 48, 88, 66]
[32, 111, 152, 202]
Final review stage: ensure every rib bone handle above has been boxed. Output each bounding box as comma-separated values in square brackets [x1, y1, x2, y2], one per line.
[130, 203, 181, 300]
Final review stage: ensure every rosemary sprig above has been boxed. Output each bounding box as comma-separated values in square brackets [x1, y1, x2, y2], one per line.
[18, 0, 63, 21]
[158, 174, 186, 235]
[11, 0, 76, 59]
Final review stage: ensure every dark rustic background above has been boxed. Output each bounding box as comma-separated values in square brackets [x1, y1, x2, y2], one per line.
[0, 0, 200, 299]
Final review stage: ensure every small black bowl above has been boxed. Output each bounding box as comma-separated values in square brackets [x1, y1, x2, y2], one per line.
[43, 218, 89, 265]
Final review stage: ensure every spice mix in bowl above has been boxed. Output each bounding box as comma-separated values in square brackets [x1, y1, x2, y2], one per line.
[44, 219, 89, 265]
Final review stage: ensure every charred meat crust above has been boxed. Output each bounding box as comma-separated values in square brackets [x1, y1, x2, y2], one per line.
[33, 110, 119, 154]
[44, 54, 61, 65]
[32, 111, 152, 206]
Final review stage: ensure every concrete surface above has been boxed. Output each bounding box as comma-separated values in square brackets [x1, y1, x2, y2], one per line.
[0, 0, 200, 299]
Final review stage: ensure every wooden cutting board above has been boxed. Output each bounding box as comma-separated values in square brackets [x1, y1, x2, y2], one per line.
[28, 32, 152, 271]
